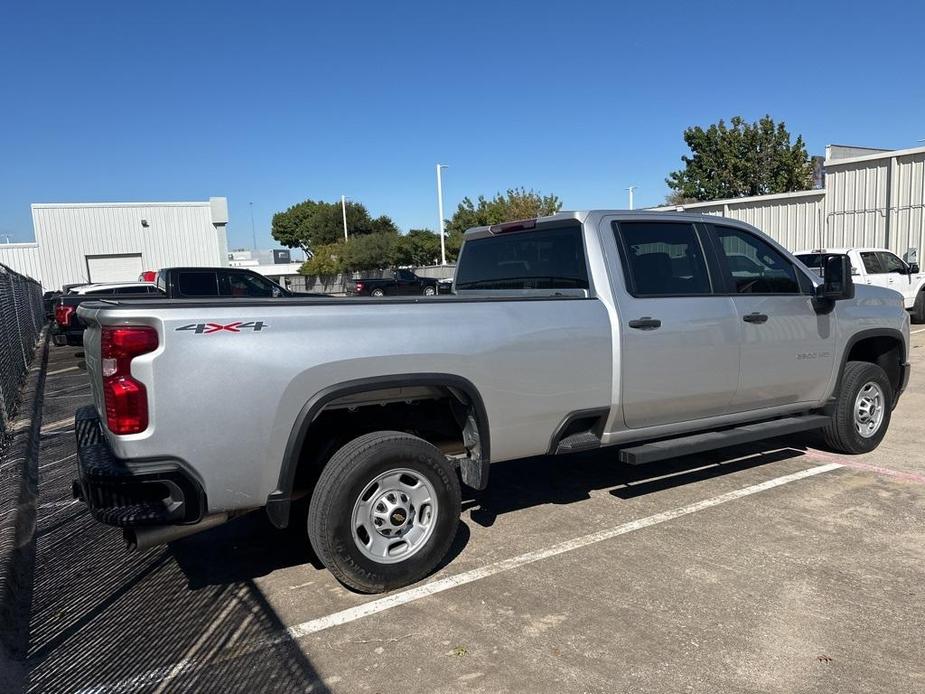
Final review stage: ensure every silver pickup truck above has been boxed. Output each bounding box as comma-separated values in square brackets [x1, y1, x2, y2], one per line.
[73, 211, 910, 592]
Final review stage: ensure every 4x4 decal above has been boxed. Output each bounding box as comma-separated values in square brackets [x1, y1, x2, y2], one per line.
[176, 321, 268, 334]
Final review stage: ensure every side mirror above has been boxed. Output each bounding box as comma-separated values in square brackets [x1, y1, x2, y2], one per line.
[909, 263, 920, 274]
[817, 254, 855, 301]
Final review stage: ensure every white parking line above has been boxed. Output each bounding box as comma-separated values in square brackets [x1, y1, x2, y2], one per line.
[74, 462, 842, 693]
[40, 416, 73, 433]
[911, 327, 925, 334]
[46, 366, 80, 376]
[283, 462, 842, 640]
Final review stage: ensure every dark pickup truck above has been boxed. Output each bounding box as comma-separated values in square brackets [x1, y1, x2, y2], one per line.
[346, 269, 440, 296]
[53, 267, 305, 346]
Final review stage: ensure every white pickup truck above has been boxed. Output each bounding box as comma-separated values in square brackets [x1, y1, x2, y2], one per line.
[796, 248, 925, 323]
[72, 211, 911, 592]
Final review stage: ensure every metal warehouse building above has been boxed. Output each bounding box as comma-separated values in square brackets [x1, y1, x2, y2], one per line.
[0, 197, 229, 291]
[654, 144, 925, 261]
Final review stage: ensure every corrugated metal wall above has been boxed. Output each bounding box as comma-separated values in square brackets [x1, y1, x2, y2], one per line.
[0, 200, 228, 291]
[654, 146, 925, 258]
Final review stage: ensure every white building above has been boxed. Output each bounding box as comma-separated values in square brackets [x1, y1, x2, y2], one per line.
[652, 144, 925, 261]
[0, 197, 229, 290]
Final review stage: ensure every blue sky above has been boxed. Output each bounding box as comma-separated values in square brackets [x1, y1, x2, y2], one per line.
[1, 0, 923, 249]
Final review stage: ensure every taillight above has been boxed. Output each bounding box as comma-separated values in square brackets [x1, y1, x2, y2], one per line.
[101, 326, 158, 435]
[139, 270, 157, 282]
[355, 282, 364, 291]
[55, 304, 74, 327]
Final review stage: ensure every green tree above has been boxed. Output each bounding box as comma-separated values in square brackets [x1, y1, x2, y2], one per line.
[299, 243, 343, 278]
[272, 199, 399, 253]
[444, 188, 563, 237]
[340, 233, 397, 272]
[394, 229, 441, 266]
[666, 115, 813, 202]
[443, 187, 563, 261]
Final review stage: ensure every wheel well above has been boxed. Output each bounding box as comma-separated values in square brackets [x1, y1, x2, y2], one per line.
[846, 335, 904, 394]
[288, 382, 488, 509]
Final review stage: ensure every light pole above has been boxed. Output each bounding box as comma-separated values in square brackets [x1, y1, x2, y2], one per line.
[436, 164, 448, 265]
[626, 186, 637, 211]
[249, 202, 257, 250]
[341, 195, 349, 241]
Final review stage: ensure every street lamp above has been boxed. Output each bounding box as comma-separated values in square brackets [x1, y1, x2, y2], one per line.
[249, 202, 257, 250]
[626, 186, 637, 211]
[436, 164, 448, 265]
[341, 195, 349, 241]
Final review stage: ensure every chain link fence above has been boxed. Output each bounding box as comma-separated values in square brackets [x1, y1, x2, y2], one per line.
[0, 263, 45, 437]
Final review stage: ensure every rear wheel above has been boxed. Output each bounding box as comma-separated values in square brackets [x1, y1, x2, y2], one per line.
[821, 361, 893, 454]
[371, 288, 385, 297]
[912, 289, 925, 323]
[308, 431, 461, 593]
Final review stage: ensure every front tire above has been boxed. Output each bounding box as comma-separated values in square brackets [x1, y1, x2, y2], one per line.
[821, 361, 893, 454]
[912, 289, 925, 323]
[422, 285, 436, 296]
[308, 431, 461, 593]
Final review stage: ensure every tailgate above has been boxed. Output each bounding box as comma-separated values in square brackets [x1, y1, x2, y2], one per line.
[75, 306, 106, 419]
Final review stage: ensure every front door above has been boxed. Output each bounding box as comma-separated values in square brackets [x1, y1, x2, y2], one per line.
[611, 219, 740, 429]
[877, 251, 918, 307]
[710, 224, 834, 410]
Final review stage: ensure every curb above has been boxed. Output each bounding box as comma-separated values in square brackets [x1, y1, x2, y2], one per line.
[0, 330, 48, 693]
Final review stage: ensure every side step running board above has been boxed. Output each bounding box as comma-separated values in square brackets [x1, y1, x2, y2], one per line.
[619, 414, 830, 465]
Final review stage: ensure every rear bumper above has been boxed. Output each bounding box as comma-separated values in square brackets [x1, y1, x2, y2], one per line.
[72, 405, 205, 527]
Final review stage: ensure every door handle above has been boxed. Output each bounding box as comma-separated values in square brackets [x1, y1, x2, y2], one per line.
[628, 317, 661, 330]
[743, 312, 769, 324]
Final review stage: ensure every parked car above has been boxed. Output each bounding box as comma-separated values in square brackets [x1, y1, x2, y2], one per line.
[72, 211, 909, 593]
[346, 269, 440, 296]
[53, 283, 164, 346]
[795, 248, 925, 322]
[54, 268, 327, 346]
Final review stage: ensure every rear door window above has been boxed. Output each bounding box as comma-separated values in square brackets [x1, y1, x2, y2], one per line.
[860, 252, 883, 274]
[455, 225, 589, 291]
[613, 221, 712, 296]
[178, 271, 219, 297]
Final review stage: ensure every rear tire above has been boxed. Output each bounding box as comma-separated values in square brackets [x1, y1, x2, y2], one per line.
[821, 361, 892, 454]
[307, 431, 461, 593]
[371, 288, 385, 297]
[912, 289, 925, 323]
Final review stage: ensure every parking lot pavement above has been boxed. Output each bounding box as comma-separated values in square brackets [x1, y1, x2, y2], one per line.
[23, 334, 925, 693]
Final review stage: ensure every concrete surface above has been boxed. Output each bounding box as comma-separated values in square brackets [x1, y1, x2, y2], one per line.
[21, 331, 925, 693]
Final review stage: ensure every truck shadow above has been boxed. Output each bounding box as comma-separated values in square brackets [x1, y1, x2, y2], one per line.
[463, 437, 818, 528]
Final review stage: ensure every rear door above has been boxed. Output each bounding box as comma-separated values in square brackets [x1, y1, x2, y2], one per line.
[710, 224, 834, 410]
[611, 219, 740, 428]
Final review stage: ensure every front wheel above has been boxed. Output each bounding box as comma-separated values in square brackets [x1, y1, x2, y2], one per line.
[308, 431, 461, 593]
[821, 361, 893, 454]
[912, 289, 925, 323]
[422, 285, 436, 296]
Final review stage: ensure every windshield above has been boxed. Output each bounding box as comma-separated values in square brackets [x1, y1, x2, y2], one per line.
[455, 224, 589, 291]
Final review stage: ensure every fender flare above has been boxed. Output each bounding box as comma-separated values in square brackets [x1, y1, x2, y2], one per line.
[264, 373, 491, 528]
[827, 328, 907, 411]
